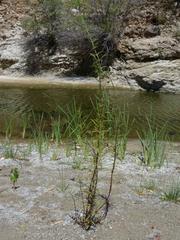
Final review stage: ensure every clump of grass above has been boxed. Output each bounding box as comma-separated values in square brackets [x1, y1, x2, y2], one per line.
[136, 180, 156, 195]
[33, 130, 49, 159]
[58, 99, 88, 167]
[18, 143, 33, 160]
[4, 117, 15, 139]
[51, 115, 61, 144]
[138, 118, 167, 168]
[57, 167, 69, 193]
[21, 113, 31, 139]
[31, 112, 50, 159]
[141, 180, 156, 191]
[117, 106, 132, 161]
[61, 100, 87, 141]
[72, 156, 85, 170]
[51, 147, 61, 161]
[161, 180, 180, 203]
[2, 141, 18, 159]
[10, 168, 19, 189]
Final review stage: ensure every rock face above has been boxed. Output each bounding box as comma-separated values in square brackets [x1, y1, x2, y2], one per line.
[110, 36, 180, 93]
[0, 0, 180, 93]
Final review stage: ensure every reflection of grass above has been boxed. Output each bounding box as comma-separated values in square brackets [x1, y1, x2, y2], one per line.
[161, 181, 180, 203]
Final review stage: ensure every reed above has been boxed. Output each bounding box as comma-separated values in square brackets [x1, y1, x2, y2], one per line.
[33, 130, 49, 159]
[58, 99, 88, 167]
[5, 117, 14, 139]
[161, 180, 180, 203]
[21, 113, 30, 139]
[117, 106, 132, 160]
[57, 167, 69, 193]
[51, 115, 61, 145]
[2, 141, 18, 159]
[30, 112, 49, 159]
[137, 118, 167, 168]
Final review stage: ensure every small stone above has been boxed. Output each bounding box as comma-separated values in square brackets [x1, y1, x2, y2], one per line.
[144, 25, 161, 38]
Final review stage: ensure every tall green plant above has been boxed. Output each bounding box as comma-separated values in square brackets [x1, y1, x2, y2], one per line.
[72, 92, 124, 230]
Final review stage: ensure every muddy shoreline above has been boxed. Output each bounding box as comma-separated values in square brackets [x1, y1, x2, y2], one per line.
[0, 75, 133, 90]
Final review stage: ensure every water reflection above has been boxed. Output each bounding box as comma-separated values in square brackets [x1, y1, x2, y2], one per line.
[0, 88, 179, 140]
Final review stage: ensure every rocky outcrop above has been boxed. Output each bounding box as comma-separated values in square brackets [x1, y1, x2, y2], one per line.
[118, 36, 180, 61]
[110, 35, 180, 93]
[0, 0, 180, 93]
[0, 31, 25, 75]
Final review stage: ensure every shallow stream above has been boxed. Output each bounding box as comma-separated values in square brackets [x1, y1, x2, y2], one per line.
[0, 87, 179, 140]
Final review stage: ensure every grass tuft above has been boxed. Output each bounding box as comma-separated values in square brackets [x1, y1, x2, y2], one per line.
[138, 118, 167, 168]
[161, 180, 180, 203]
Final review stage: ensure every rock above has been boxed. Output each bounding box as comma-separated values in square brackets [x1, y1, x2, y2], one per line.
[144, 24, 161, 38]
[0, 1, 179, 94]
[146, 229, 161, 240]
[118, 36, 180, 61]
[110, 59, 180, 93]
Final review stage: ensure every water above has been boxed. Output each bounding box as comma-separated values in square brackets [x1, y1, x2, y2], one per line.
[0, 87, 179, 140]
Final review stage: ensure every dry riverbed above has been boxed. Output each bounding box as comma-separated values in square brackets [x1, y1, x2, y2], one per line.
[0, 140, 180, 240]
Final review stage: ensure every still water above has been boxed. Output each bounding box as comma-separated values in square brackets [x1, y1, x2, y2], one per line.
[0, 87, 179, 140]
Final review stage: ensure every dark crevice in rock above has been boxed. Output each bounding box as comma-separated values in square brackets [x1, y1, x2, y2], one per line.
[0, 59, 17, 69]
[131, 55, 180, 63]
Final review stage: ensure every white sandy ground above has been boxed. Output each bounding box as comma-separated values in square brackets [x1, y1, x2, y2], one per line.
[0, 140, 179, 240]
